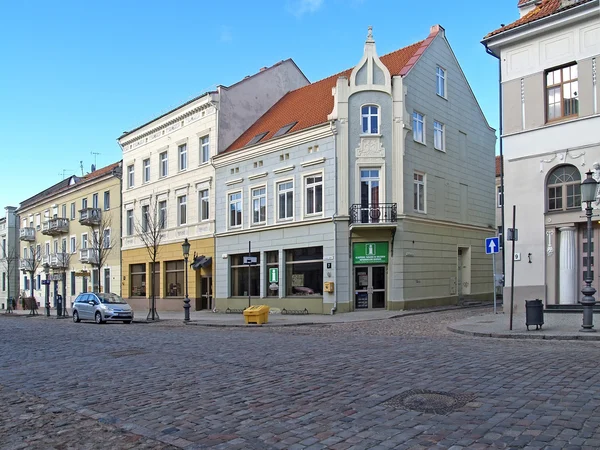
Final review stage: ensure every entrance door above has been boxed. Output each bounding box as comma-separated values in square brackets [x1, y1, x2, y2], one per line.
[457, 250, 463, 298]
[354, 266, 386, 309]
[201, 276, 212, 310]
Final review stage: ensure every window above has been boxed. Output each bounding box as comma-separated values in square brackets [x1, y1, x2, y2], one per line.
[278, 181, 294, 220]
[70, 272, 76, 295]
[229, 192, 242, 227]
[127, 164, 134, 188]
[61, 238, 67, 252]
[104, 268, 110, 293]
[436, 66, 446, 98]
[305, 174, 323, 215]
[143, 158, 150, 183]
[546, 63, 578, 121]
[547, 165, 581, 211]
[361, 105, 379, 134]
[23, 247, 28, 259]
[413, 112, 425, 144]
[252, 187, 266, 224]
[45, 243, 50, 256]
[62, 204, 67, 218]
[414, 172, 425, 212]
[200, 136, 210, 164]
[103, 229, 111, 249]
[141, 205, 149, 232]
[71, 202, 76, 219]
[130, 264, 146, 297]
[126, 210, 134, 236]
[166, 261, 184, 296]
[82, 198, 87, 209]
[1, 239, 5, 257]
[497, 186, 503, 208]
[36, 274, 41, 290]
[265, 251, 279, 297]
[81, 233, 88, 249]
[433, 121, 445, 151]
[285, 247, 323, 296]
[160, 151, 168, 177]
[199, 190, 209, 221]
[360, 169, 380, 223]
[2, 272, 5, 291]
[230, 253, 260, 296]
[70, 236, 76, 253]
[92, 193, 98, 209]
[178, 144, 187, 171]
[104, 191, 110, 210]
[149, 262, 160, 298]
[177, 195, 187, 225]
[158, 200, 167, 229]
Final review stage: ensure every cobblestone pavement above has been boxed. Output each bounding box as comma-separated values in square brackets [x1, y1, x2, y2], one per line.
[1, 308, 600, 449]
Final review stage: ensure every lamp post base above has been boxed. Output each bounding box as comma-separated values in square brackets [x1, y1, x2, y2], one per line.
[183, 297, 190, 321]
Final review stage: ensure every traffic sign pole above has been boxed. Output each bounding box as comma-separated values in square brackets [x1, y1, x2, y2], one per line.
[493, 252, 497, 314]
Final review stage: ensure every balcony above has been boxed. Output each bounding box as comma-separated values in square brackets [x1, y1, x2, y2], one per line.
[49, 252, 69, 269]
[349, 203, 398, 227]
[79, 248, 98, 264]
[41, 254, 50, 266]
[41, 218, 69, 236]
[19, 227, 35, 241]
[19, 258, 36, 272]
[79, 208, 102, 226]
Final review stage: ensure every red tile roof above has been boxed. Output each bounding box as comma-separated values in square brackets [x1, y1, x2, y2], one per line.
[496, 155, 503, 177]
[485, 0, 595, 39]
[226, 27, 442, 153]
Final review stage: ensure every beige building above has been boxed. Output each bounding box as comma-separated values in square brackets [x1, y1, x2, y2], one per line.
[117, 59, 309, 312]
[15, 163, 122, 310]
[483, 0, 600, 310]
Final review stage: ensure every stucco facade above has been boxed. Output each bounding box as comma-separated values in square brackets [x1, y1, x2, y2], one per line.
[484, 0, 600, 312]
[0, 206, 19, 309]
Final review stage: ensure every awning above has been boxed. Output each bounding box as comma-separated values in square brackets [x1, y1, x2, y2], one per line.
[191, 255, 212, 270]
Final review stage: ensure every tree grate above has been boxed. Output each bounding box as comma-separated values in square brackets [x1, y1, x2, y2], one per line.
[381, 389, 476, 415]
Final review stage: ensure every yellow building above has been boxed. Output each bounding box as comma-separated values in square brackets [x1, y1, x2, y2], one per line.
[16, 162, 122, 310]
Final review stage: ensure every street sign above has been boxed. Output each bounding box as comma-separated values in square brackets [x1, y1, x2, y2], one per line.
[485, 237, 500, 255]
[507, 228, 518, 241]
[269, 268, 279, 283]
[41, 280, 51, 285]
[243, 256, 257, 265]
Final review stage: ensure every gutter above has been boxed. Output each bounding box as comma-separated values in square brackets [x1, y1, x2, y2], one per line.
[330, 120, 338, 315]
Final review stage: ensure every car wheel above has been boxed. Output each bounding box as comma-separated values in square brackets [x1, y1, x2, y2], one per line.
[123, 320, 132, 324]
[73, 311, 80, 323]
[95, 312, 104, 324]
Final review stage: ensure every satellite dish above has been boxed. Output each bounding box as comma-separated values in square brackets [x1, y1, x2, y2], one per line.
[91, 164, 96, 172]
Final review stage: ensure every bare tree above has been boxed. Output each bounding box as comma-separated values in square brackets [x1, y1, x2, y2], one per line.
[134, 197, 165, 321]
[1, 242, 19, 313]
[85, 213, 116, 294]
[56, 244, 77, 317]
[23, 244, 43, 315]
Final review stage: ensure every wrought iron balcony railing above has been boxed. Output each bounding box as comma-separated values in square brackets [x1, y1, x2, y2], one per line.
[19, 227, 35, 241]
[41, 218, 69, 236]
[79, 208, 102, 226]
[350, 203, 397, 225]
[79, 248, 99, 264]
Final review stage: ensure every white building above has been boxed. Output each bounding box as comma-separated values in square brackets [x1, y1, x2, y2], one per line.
[0, 206, 19, 310]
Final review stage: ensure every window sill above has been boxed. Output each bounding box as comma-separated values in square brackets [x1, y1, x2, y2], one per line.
[277, 218, 294, 223]
[434, 147, 446, 152]
[545, 114, 579, 125]
[436, 93, 448, 101]
[359, 133, 382, 138]
[413, 210, 427, 214]
[199, 161, 210, 167]
[413, 139, 427, 146]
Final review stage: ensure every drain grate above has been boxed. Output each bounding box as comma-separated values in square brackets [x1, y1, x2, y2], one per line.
[110, 349, 146, 358]
[382, 389, 475, 415]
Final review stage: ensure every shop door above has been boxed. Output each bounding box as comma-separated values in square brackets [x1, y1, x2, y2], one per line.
[354, 266, 386, 309]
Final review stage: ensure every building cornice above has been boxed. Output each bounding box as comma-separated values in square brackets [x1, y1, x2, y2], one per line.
[215, 217, 332, 237]
[399, 215, 495, 233]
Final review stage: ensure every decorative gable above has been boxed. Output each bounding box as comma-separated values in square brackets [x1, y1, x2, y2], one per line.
[349, 27, 392, 94]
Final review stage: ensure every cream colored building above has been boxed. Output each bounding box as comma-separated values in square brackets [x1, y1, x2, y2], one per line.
[117, 59, 309, 312]
[483, 0, 600, 311]
[15, 163, 122, 310]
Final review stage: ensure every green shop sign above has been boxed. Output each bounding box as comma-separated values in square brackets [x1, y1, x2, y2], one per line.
[353, 242, 389, 264]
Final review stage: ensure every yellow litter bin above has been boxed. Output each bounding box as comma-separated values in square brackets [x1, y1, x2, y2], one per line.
[243, 305, 270, 324]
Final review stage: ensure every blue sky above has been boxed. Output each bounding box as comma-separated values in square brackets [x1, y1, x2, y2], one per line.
[0, 0, 515, 212]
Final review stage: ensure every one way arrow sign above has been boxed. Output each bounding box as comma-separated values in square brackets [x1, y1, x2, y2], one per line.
[485, 237, 500, 255]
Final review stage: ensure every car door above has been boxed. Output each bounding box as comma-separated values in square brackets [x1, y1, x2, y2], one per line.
[78, 294, 92, 320]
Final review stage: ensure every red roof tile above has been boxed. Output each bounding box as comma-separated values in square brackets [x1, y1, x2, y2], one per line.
[485, 0, 595, 39]
[496, 155, 503, 177]
[225, 27, 442, 153]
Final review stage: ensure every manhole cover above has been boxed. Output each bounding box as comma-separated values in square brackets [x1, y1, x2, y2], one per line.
[382, 389, 475, 415]
[110, 349, 146, 358]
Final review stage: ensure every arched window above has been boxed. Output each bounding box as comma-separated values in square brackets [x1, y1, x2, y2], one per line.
[547, 165, 581, 211]
[361, 105, 379, 134]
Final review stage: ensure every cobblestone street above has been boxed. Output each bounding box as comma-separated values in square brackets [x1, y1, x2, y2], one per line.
[1, 308, 600, 449]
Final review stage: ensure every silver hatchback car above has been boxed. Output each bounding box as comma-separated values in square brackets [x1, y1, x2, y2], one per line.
[72, 292, 134, 324]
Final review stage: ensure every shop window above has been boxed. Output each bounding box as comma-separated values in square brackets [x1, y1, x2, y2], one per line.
[166, 261, 184, 296]
[230, 253, 260, 297]
[265, 251, 279, 297]
[285, 247, 323, 296]
[130, 264, 146, 297]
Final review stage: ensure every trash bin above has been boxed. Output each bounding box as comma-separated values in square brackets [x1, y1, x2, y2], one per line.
[525, 299, 544, 331]
[243, 305, 270, 325]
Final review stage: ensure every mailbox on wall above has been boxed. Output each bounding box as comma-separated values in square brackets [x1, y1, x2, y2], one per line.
[324, 282, 334, 293]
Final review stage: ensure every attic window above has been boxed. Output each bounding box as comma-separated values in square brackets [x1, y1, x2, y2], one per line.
[248, 132, 269, 145]
[273, 122, 298, 137]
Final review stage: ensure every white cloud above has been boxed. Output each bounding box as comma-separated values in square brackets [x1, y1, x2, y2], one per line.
[220, 26, 233, 43]
[288, 0, 324, 17]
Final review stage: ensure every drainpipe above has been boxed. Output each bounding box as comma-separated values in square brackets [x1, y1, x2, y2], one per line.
[330, 120, 338, 315]
[485, 43, 506, 278]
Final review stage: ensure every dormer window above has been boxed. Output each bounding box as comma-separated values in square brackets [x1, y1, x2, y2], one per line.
[361, 105, 379, 134]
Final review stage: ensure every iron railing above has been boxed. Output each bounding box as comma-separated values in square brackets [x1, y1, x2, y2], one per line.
[350, 203, 397, 224]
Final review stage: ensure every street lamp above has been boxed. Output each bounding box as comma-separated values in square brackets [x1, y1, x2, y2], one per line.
[182, 238, 191, 321]
[580, 170, 598, 332]
[43, 263, 50, 317]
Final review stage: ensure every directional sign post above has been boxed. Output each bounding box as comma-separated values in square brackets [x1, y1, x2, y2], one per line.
[485, 237, 500, 314]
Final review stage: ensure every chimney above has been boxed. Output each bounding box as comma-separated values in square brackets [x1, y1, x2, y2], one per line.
[518, 0, 540, 18]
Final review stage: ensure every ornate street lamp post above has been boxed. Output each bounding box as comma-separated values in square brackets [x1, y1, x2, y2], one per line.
[182, 238, 191, 322]
[43, 263, 50, 317]
[580, 170, 598, 332]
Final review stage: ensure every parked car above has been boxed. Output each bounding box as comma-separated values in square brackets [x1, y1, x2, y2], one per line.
[72, 292, 134, 324]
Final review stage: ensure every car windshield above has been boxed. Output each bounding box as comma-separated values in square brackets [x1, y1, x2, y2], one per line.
[97, 293, 127, 304]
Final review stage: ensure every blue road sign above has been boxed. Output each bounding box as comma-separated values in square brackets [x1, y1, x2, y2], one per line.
[485, 237, 500, 255]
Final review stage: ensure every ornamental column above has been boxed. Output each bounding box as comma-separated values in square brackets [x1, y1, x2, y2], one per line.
[559, 226, 577, 305]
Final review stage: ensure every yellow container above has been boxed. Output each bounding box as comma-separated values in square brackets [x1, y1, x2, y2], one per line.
[243, 305, 270, 324]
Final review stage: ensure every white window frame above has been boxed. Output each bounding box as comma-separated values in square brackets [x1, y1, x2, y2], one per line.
[126, 209, 134, 236]
[70, 235, 76, 254]
[199, 189, 209, 222]
[81, 233, 88, 250]
[158, 200, 167, 229]
[177, 195, 187, 226]
[497, 185, 503, 208]
[127, 164, 134, 189]
[160, 151, 168, 178]
[104, 191, 110, 210]
[143, 158, 150, 183]
[141, 204, 149, 232]
[414, 172, 426, 213]
[360, 104, 380, 135]
[276, 179, 295, 222]
[178, 143, 187, 171]
[228, 191, 243, 229]
[92, 193, 98, 209]
[103, 228, 111, 249]
[303, 171, 324, 217]
[70, 202, 76, 219]
[250, 185, 267, 226]
[103, 267, 111, 293]
[200, 136, 210, 164]
[433, 120, 445, 152]
[413, 112, 425, 144]
[436, 65, 447, 98]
